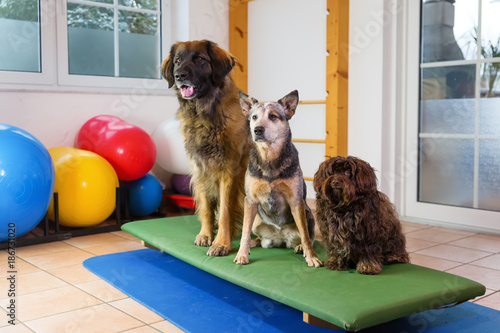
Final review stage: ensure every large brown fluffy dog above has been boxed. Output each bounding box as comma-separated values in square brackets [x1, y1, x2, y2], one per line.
[313, 156, 410, 274]
[161, 40, 252, 256]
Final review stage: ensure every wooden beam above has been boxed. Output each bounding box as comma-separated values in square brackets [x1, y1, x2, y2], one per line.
[299, 100, 327, 105]
[292, 139, 326, 144]
[326, 0, 349, 158]
[303, 313, 345, 330]
[229, 0, 249, 93]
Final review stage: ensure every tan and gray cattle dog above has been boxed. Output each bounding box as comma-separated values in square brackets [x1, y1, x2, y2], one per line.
[234, 90, 323, 267]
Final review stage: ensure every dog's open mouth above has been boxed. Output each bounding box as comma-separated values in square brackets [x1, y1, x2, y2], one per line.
[180, 85, 195, 98]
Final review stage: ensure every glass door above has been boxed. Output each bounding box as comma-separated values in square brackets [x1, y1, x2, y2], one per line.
[404, 0, 500, 233]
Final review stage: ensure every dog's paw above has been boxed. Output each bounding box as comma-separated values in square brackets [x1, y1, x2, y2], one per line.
[386, 253, 411, 264]
[207, 244, 231, 256]
[324, 257, 348, 271]
[294, 244, 303, 254]
[356, 262, 383, 275]
[249, 238, 261, 248]
[233, 253, 250, 265]
[305, 255, 323, 268]
[194, 234, 213, 247]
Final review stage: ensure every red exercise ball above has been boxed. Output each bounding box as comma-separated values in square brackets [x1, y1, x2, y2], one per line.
[77, 115, 156, 181]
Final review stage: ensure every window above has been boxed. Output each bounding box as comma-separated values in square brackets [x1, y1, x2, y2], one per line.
[0, 0, 41, 73]
[66, 0, 161, 78]
[0, 0, 171, 92]
[419, 0, 500, 212]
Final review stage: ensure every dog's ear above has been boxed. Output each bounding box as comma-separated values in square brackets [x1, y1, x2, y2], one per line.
[313, 159, 330, 193]
[161, 43, 178, 88]
[278, 90, 299, 120]
[351, 157, 378, 194]
[239, 90, 258, 118]
[205, 40, 236, 87]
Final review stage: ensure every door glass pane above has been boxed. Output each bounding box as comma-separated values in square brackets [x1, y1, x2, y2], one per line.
[419, 138, 474, 208]
[480, 57, 500, 101]
[419, 0, 500, 213]
[67, 3, 115, 76]
[453, 0, 478, 61]
[421, 65, 475, 99]
[422, 0, 478, 62]
[0, 0, 40, 72]
[480, 97, 500, 135]
[420, 98, 475, 135]
[118, 10, 160, 78]
[481, 0, 500, 60]
[478, 140, 500, 211]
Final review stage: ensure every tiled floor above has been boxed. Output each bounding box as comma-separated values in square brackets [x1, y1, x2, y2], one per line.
[1, 218, 500, 332]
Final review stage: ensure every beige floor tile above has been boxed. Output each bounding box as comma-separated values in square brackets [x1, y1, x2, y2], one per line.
[0, 258, 40, 278]
[405, 228, 470, 243]
[430, 226, 477, 237]
[22, 248, 94, 270]
[151, 320, 185, 333]
[0, 285, 102, 322]
[402, 225, 425, 234]
[123, 326, 162, 333]
[409, 253, 462, 271]
[0, 307, 20, 328]
[15, 241, 76, 258]
[406, 238, 439, 252]
[111, 230, 142, 242]
[84, 240, 145, 256]
[447, 264, 500, 290]
[449, 234, 500, 253]
[474, 291, 500, 311]
[47, 264, 101, 285]
[0, 323, 32, 332]
[473, 288, 497, 302]
[24, 303, 143, 333]
[2, 271, 68, 296]
[401, 221, 431, 229]
[401, 221, 431, 234]
[110, 298, 164, 324]
[76, 280, 127, 302]
[470, 254, 500, 271]
[63, 233, 131, 249]
[415, 244, 491, 263]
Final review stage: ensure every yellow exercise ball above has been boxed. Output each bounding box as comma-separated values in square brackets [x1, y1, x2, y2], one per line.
[47, 147, 119, 227]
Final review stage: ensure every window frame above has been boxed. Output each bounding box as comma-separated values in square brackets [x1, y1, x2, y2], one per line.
[0, 0, 172, 94]
[0, 0, 55, 86]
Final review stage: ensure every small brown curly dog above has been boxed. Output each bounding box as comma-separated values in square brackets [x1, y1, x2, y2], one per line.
[313, 156, 410, 275]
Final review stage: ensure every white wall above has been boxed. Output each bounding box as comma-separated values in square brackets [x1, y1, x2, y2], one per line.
[248, 0, 327, 199]
[0, 0, 230, 187]
[0, 91, 178, 147]
[348, 0, 384, 188]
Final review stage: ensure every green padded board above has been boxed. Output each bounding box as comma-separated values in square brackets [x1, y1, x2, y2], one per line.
[122, 216, 485, 331]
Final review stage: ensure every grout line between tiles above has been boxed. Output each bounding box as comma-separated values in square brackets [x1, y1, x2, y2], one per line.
[108, 300, 165, 329]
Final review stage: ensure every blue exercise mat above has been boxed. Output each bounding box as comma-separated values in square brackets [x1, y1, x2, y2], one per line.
[83, 249, 500, 332]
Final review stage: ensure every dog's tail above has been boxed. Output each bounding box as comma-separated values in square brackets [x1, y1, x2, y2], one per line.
[229, 179, 245, 238]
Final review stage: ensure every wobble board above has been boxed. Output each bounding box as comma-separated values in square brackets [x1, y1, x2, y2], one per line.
[122, 215, 486, 331]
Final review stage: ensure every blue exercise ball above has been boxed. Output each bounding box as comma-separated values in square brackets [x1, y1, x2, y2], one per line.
[0, 124, 55, 241]
[121, 174, 162, 216]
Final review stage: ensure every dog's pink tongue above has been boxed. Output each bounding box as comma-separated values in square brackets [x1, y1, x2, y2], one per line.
[181, 86, 194, 97]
